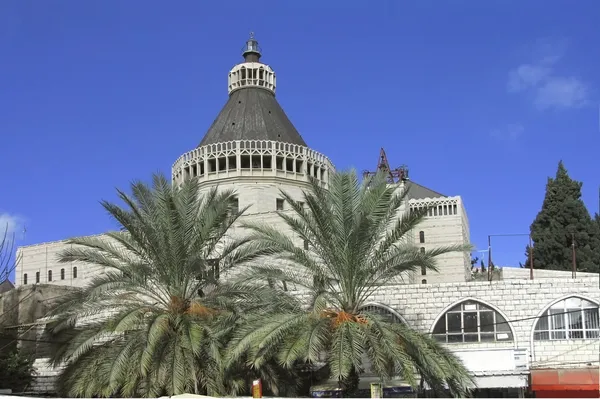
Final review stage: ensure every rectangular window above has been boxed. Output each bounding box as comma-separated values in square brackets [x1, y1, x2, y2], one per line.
[232, 197, 239, 213]
[35, 272, 40, 283]
[60, 268, 65, 280]
[23, 274, 27, 285]
[479, 311, 495, 332]
[303, 240, 309, 250]
[48, 270, 52, 282]
[73, 267, 78, 278]
[276, 198, 284, 210]
[447, 313, 461, 333]
[421, 265, 426, 276]
[419, 231, 425, 243]
[463, 312, 478, 333]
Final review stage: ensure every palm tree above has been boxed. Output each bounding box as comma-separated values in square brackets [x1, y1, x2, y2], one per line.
[45, 174, 278, 397]
[226, 170, 475, 397]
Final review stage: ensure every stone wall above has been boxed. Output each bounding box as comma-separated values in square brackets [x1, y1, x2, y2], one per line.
[367, 276, 599, 367]
[11, 276, 600, 394]
[15, 184, 472, 290]
[0, 284, 74, 394]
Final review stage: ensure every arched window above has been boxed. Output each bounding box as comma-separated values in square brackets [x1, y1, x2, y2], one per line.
[35, 272, 40, 283]
[432, 300, 513, 343]
[73, 267, 78, 278]
[421, 279, 427, 284]
[534, 297, 599, 340]
[360, 304, 404, 324]
[419, 231, 425, 243]
[60, 268, 65, 280]
[48, 270, 52, 282]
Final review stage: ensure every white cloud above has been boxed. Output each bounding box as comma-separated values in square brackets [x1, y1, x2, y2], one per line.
[508, 64, 552, 92]
[507, 41, 589, 110]
[490, 123, 524, 141]
[0, 213, 24, 238]
[534, 77, 588, 110]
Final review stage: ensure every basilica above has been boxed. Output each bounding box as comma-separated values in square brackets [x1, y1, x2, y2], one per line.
[10, 35, 600, 398]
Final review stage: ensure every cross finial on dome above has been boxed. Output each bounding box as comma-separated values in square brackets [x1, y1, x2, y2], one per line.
[242, 31, 261, 62]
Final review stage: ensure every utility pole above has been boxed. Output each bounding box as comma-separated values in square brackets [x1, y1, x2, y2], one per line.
[528, 235, 534, 280]
[571, 232, 577, 279]
[487, 235, 492, 282]
[487, 233, 534, 280]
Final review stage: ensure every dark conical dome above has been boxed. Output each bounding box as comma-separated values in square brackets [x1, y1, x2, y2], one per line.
[197, 34, 307, 148]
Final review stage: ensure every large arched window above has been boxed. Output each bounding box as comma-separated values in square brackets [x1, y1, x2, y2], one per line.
[360, 303, 404, 324]
[432, 300, 513, 343]
[534, 297, 599, 340]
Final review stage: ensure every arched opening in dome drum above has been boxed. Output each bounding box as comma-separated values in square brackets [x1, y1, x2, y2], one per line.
[228, 156, 236, 170]
[274, 157, 304, 173]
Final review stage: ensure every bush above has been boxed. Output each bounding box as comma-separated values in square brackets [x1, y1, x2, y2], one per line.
[0, 348, 35, 392]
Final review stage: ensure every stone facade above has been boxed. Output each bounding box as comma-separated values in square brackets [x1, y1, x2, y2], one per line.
[367, 277, 599, 368]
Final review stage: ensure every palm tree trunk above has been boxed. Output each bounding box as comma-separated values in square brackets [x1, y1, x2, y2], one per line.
[339, 367, 360, 397]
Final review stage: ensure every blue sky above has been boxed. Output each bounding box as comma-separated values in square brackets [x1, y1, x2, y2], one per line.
[1, 0, 599, 275]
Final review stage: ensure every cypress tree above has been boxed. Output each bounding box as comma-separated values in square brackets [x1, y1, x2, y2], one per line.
[525, 161, 600, 272]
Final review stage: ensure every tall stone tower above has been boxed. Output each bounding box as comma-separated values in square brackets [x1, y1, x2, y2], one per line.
[172, 34, 333, 219]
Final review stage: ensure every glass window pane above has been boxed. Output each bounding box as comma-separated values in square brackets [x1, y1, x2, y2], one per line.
[564, 297, 582, 308]
[448, 305, 461, 312]
[464, 334, 478, 342]
[534, 331, 550, 340]
[585, 330, 599, 339]
[568, 310, 583, 330]
[581, 299, 597, 309]
[447, 313, 461, 333]
[433, 334, 446, 343]
[569, 330, 584, 339]
[584, 309, 599, 330]
[480, 311, 495, 332]
[551, 331, 566, 340]
[464, 312, 478, 332]
[480, 333, 495, 342]
[535, 314, 549, 331]
[549, 309, 565, 330]
[447, 334, 463, 343]
[433, 320, 446, 334]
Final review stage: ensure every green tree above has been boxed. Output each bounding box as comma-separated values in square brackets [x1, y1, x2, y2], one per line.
[0, 347, 35, 392]
[525, 161, 600, 272]
[45, 174, 280, 397]
[227, 170, 475, 397]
